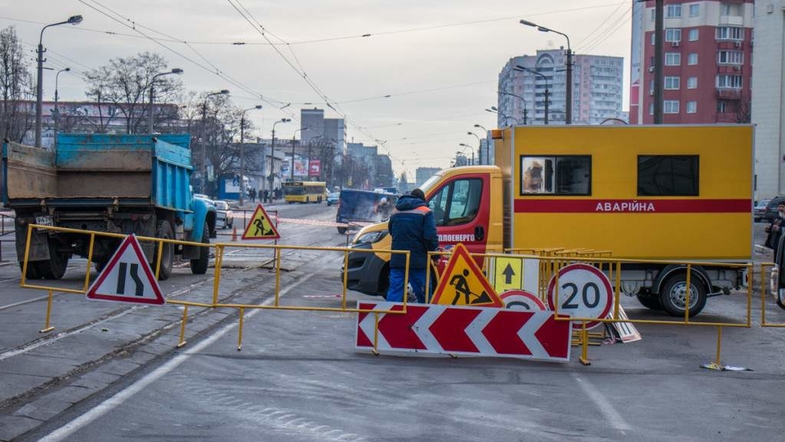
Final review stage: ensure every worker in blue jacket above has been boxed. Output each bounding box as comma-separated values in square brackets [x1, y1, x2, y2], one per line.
[387, 188, 439, 303]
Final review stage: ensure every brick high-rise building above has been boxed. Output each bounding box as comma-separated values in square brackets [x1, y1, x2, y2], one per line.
[629, 0, 754, 124]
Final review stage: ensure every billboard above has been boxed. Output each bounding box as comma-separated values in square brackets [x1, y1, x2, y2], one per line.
[309, 160, 321, 177]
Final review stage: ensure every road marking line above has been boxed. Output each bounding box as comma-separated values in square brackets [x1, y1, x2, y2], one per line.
[571, 373, 631, 432]
[39, 272, 317, 442]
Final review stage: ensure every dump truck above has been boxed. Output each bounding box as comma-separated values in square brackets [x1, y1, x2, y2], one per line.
[1, 134, 216, 280]
[344, 124, 753, 317]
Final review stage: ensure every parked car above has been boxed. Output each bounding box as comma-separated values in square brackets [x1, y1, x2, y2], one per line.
[764, 196, 785, 223]
[754, 199, 771, 222]
[214, 200, 233, 229]
[327, 190, 340, 206]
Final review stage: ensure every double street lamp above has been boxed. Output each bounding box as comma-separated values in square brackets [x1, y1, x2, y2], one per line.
[238, 105, 262, 205]
[200, 89, 230, 192]
[520, 19, 572, 124]
[497, 90, 528, 125]
[467, 132, 481, 165]
[53, 67, 70, 150]
[458, 143, 475, 166]
[36, 15, 83, 148]
[148, 68, 183, 134]
[269, 118, 291, 196]
[514, 65, 550, 125]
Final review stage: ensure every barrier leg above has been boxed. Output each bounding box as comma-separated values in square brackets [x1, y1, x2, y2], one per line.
[39, 289, 55, 333]
[177, 305, 190, 348]
[372, 312, 380, 355]
[579, 321, 591, 366]
[237, 307, 245, 351]
[714, 326, 723, 368]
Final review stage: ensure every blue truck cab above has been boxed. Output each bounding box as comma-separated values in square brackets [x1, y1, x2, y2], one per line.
[1, 134, 216, 280]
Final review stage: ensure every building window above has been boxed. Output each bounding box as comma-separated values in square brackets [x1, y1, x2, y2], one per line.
[664, 100, 680, 114]
[688, 53, 698, 65]
[649, 103, 654, 115]
[665, 76, 681, 90]
[716, 74, 743, 89]
[689, 4, 700, 17]
[520, 156, 591, 195]
[716, 27, 743, 41]
[687, 77, 698, 89]
[650, 33, 655, 45]
[686, 101, 697, 113]
[717, 101, 727, 113]
[718, 50, 744, 65]
[665, 53, 681, 66]
[665, 28, 682, 42]
[666, 4, 682, 18]
[651, 9, 656, 22]
[688, 29, 699, 41]
[638, 155, 699, 197]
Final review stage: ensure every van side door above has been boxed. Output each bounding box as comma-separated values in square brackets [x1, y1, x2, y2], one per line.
[427, 173, 491, 259]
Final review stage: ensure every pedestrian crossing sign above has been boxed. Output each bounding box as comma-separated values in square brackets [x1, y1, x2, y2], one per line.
[430, 243, 503, 307]
[242, 204, 280, 240]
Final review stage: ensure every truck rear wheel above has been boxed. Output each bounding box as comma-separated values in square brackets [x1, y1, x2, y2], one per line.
[20, 262, 40, 280]
[191, 222, 210, 275]
[659, 273, 707, 317]
[154, 220, 174, 281]
[29, 240, 68, 280]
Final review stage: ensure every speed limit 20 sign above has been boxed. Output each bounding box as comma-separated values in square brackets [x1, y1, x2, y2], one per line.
[547, 263, 613, 330]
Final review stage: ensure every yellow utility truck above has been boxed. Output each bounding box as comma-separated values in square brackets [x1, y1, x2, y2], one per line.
[345, 125, 753, 317]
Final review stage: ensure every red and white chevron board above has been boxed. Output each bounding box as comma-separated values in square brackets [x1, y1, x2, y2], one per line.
[356, 302, 571, 362]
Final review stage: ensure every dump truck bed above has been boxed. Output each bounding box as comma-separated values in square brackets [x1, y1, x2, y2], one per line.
[2, 134, 193, 211]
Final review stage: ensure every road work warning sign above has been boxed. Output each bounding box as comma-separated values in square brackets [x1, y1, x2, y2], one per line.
[242, 204, 280, 240]
[430, 243, 503, 307]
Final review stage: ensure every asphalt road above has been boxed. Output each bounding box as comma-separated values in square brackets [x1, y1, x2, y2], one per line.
[2, 212, 785, 441]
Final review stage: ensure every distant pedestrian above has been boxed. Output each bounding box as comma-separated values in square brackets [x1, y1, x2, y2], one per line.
[249, 188, 256, 203]
[386, 188, 439, 303]
[766, 201, 785, 253]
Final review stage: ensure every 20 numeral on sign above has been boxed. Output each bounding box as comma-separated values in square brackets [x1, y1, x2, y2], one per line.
[561, 282, 600, 309]
[547, 263, 613, 330]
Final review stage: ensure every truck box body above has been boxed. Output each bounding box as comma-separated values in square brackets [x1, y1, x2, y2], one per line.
[495, 125, 753, 261]
[2, 134, 214, 280]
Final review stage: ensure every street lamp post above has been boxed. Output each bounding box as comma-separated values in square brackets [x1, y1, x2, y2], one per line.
[53, 67, 70, 150]
[458, 143, 474, 166]
[239, 105, 262, 205]
[148, 68, 183, 134]
[36, 15, 83, 148]
[200, 90, 230, 194]
[519, 20, 571, 124]
[473, 124, 488, 164]
[498, 91, 528, 125]
[290, 128, 308, 181]
[467, 132, 481, 165]
[514, 65, 550, 125]
[269, 118, 291, 197]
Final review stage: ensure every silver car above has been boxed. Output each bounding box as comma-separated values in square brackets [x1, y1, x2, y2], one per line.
[214, 200, 233, 229]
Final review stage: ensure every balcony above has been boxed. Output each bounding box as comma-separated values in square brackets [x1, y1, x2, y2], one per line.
[716, 88, 742, 100]
[719, 15, 744, 26]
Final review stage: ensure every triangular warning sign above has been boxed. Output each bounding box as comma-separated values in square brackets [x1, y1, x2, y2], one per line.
[242, 204, 280, 240]
[430, 243, 503, 307]
[86, 234, 165, 305]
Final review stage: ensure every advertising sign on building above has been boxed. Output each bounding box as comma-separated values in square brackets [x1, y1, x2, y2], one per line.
[309, 160, 321, 177]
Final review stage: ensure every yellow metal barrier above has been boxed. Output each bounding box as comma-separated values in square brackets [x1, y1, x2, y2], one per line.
[20, 224, 413, 350]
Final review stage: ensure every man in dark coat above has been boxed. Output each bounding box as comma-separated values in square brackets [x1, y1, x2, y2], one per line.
[387, 188, 439, 303]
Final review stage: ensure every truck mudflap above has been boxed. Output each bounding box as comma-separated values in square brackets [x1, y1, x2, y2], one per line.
[14, 217, 51, 262]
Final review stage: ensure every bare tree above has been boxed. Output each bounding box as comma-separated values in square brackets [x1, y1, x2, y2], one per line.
[84, 52, 182, 134]
[0, 26, 35, 142]
[734, 91, 752, 124]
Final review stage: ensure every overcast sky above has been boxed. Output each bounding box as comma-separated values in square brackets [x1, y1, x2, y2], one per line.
[1, 0, 632, 179]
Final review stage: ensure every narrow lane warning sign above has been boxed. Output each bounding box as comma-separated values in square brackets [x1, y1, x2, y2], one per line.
[86, 234, 165, 305]
[430, 243, 503, 307]
[242, 204, 280, 240]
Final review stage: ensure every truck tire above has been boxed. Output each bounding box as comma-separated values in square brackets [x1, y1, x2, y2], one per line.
[191, 222, 210, 275]
[659, 273, 707, 317]
[31, 240, 68, 280]
[154, 221, 174, 281]
[20, 262, 40, 280]
[636, 294, 663, 310]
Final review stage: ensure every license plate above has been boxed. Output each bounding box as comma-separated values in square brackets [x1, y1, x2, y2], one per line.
[35, 216, 54, 231]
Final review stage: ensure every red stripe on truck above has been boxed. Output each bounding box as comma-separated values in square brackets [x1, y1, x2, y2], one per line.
[513, 199, 751, 213]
